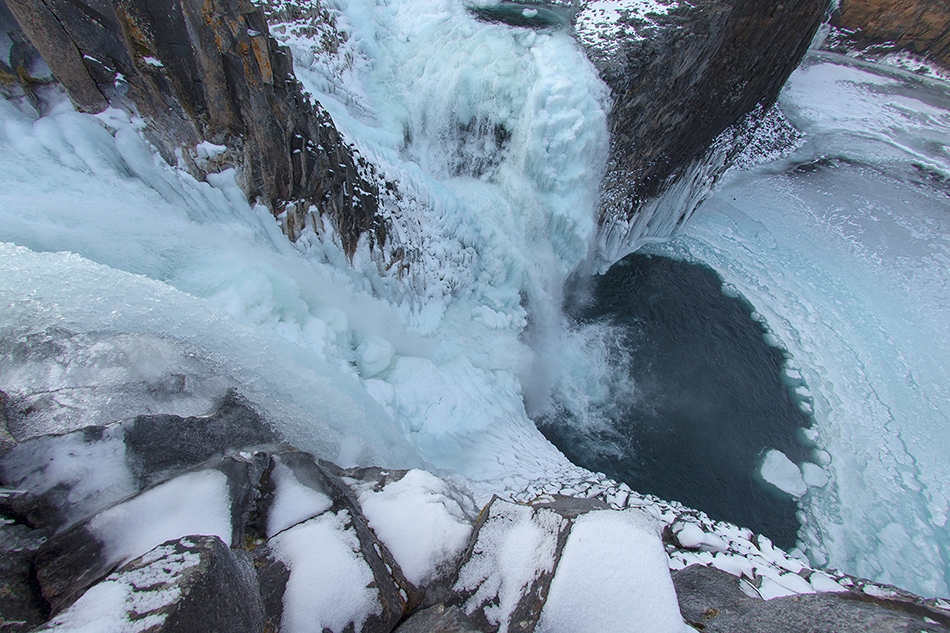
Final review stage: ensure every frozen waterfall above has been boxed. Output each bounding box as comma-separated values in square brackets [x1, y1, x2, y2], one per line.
[1, 0, 948, 605]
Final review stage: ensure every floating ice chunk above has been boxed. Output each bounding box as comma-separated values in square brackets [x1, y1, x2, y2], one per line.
[801, 462, 829, 488]
[537, 510, 690, 633]
[672, 521, 728, 553]
[271, 511, 381, 633]
[811, 448, 832, 466]
[355, 335, 395, 378]
[758, 449, 807, 498]
[522, 7, 538, 17]
[355, 469, 475, 586]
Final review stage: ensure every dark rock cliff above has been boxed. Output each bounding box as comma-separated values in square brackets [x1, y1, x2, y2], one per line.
[1, 0, 383, 255]
[831, 0, 950, 69]
[575, 0, 829, 242]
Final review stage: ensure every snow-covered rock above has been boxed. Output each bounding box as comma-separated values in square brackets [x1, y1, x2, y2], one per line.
[33, 535, 265, 633]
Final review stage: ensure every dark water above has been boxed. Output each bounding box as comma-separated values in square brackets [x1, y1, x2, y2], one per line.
[539, 253, 812, 548]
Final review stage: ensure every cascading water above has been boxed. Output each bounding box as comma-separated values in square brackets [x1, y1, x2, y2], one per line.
[1, 0, 948, 606]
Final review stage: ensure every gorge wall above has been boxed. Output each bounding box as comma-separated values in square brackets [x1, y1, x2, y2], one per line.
[1, 0, 383, 254]
[573, 0, 829, 253]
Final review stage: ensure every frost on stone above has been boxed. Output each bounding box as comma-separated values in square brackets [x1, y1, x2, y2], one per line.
[35, 535, 262, 633]
[454, 499, 568, 633]
[537, 509, 690, 633]
[574, 0, 684, 66]
[0, 426, 137, 528]
[269, 511, 382, 633]
[353, 468, 476, 586]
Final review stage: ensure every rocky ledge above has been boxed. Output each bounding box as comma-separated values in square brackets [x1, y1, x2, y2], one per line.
[2, 390, 948, 633]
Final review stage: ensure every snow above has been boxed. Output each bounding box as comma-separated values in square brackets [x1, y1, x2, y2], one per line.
[352, 469, 476, 586]
[758, 449, 807, 499]
[537, 509, 691, 633]
[454, 501, 565, 633]
[266, 458, 334, 537]
[142, 56, 163, 67]
[88, 469, 232, 570]
[270, 511, 381, 633]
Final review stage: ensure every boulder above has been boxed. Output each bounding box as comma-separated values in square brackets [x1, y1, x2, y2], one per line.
[1, 0, 385, 255]
[0, 391, 276, 531]
[672, 564, 950, 632]
[33, 453, 265, 615]
[393, 604, 484, 633]
[250, 452, 411, 632]
[574, 0, 828, 256]
[831, 0, 950, 69]
[33, 535, 265, 632]
[451, 496, 686, 633]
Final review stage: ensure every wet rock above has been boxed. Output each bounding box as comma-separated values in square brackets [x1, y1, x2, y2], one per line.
[33, 453, 263, 615]
[393, 604, 484, 633]
[574, 0, 828, 250]
[0, 389, 14, 457]
[831, 0, 950, 70]
[33, 535, 265, 632]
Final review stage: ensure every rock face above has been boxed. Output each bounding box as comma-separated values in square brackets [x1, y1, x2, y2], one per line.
[831, 0, 950, 69]
[34, 535, 265, 633]
[672, 564, 950, 632]
[574, 0, 828, 255]
[1, 0, 384, 254]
